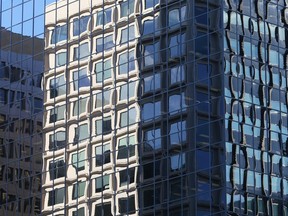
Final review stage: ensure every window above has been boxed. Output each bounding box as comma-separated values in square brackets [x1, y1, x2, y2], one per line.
[144, 0, 159, 9]
[95, 143, 110, 166]
[95, 59, 112, 83]
[142, 101, 161, 121]
[51, 24, 67, 44]
[48, 187, 65, 206]
[73, 16, 89, 36]
[96, 35, 114, 52]
[72, 181, 86, 199]
[117, 135, 136, 159]
[95, 89, 111, 108]
[143, 73, 161, 93]
[170, 153, 186, 171]
[49, 105, 65, 123]
[169, 92, 187, 114]
[118, 195, 135, 214]
[143, 41, 160, 66]
[74, 124, 89, 143]
[95, 174, 110, 192]
[119, 81, 136, 101]
[73, 68, 90, 90]
[118, 50, 135, 75]
[73, 42, 89, 60]
[56, 52, 66, 67]
[96, 117, 112, 135]
[170, 65, 185, 85]
[72, 207, 85, 216]
[49, 131, 66, 150]
[120, 107, 137, 127]
[168, 6, 186, 27]
[197, 63, 210, 84]
[73, 97, 88, 116]
[143, 128, 161, 151]
[120, 0, 135, 18]
[142, 16, 159, 36]
[120, 25, 135, 44]
[72, 150, 85, 172]
[119, 168, 135, 187]
[143, 160, 160, 179]
[96, 7, 112, 27]
[49, 158, 65, 180]
[170, 121, 186, 145]
[169, 33, 186, 58]
[95, 203, 112, 216]
[50, 75, 66, 98]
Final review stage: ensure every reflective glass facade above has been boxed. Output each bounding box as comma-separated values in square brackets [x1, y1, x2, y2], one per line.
[1, 0, 288, 215]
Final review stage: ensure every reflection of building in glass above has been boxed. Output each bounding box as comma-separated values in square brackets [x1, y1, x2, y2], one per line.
[43, 0, 288, 215]
[0, 28, 44, 215]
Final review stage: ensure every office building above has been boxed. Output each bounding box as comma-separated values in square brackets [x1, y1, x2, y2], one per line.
[0, 28, 44, 214]
[0, 0, 286, 215]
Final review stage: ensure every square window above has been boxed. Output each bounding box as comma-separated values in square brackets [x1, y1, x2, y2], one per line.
[49, 105, 65, 123]
[120, 25, 135, 44]
[96, 8, 112, 26]
[120, 0, 135, 18]
[96, 117, 111, 135]
[72, 207, 85, 216]
[74, 124, 89, 143]
[95, 174, 110, 192]
[96, 35, 114, 52]
[72, 181, 86, 200]
[73, 16, 89, 36]
[73, 43, 89, 61]
[95, 144, 110, 166]
[48, 187, 65, 206]
[73, 68, 90, 90]
[119, 168, 135, 187]
[142, 101, 161, 121]
[49, 158, 65, 180]
[120, 107, 136, 127]
[117, 135, 136, 159]
[51, 25, 67, 44]
[142, 73, 161, 93]
[50, 75, 66, 98]
[143, 128, 161, 151]
[95, 203, 112, 216]
[118, 195, 135, 214]
[120, 81, 136, 101]
[73, 97, 88, 116]
[49, 131, 66, 150]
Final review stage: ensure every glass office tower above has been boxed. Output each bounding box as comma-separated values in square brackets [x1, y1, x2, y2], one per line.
[0, 1, 45, 214]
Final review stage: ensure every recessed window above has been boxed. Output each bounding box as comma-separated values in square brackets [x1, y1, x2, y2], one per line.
[73, 68, 90, 90]
[119, 168, 135, 187]
[50, 75, 66, 98]
[170, 153, 186, 171]
[197, 63, 211, 85]
[49, 131, 66, 150]
[73, 97, 88, 116]
[49, 158, 65, 180]
[73, 16, 89, 36]
[120, 0, 135, 18]
[95, 143, 110, 166]
[95, 116, 112, 135]
[117, 135, 136, 159]
[119, 81, 136, 101]
[72, 150, 85, 172]
[95, 89, 111, 108]
[118, 195, 135, 214]
[169, 92, 187, 114]
[142, 101, 161, 121]
[48, 187, 65, 206]
[120, 107, 137, 127]
[56, 52, 66, 67]
[51, 24, 67, 44]
[170, 65, 185, 85]
[73, 42, 89, 60]
[120, 25, 135, 44]
[96, 8, 112, 27]
[95, 59, 112, 83]
[143, 41, 160, 67]
[144, 0, 159, 9]
[72, 207, 85, 216]
[195, 6, 208, 25]
[142, 16, 159, 36]
[95, 203, 112, 216]
[74, 124, 89, 143]
[143, 160, 160, 179]
[72, 181, 86, 200]
[170, 121, 186, 145]
[118, 50, 135, 75]
[169, 6, 186, 27]
[96, 35, 114, 52]
[49, 105, 65, 123]
[143, 128, 161, 151]
[169, 33, 186, 58]
[142, 73, 161, 93]
[95, 174, 110, 192]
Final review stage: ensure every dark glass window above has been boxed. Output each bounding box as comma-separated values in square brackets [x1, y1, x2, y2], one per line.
[95, 144, 110, 166]
[143, 41, 160, 66]
[50, 75, 66, 98]
[144, 0, 159, 9]
[96, 117, 111, 135]
[170, 121, 187, 145]
[117, 135, 136, 159]
[143, 128, 161, 152]
[95, 203, 112, 216]
[169, 33, 186, 58]
[118, 195, 135, 214]
[49, 105, 65, 123]
[74, 124, 89, 143]
[72, 150, 85, 171]
[72, 181, 86, 199]
[120, 0, 135, 17]
[119, 167, 135, 187]
[120, 107, 137, 127]
[96, 8, 112, 26]
[142, 73, 161, 93]
[72, 207, 85, 216]
[120, 25, 135, 44]
[95, 174, 110, 192]
[49, 158, 65, 180]
[49, 131, 66, 150]
[96, 35, 114, 52]
[142, 101, 161, 121]
[73, 68, 90, 89]
[73, 42, 89, 60]
[48, 187, 65, 206]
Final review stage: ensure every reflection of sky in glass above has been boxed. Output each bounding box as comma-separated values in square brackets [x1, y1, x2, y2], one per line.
[0, 0, 56, 37]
